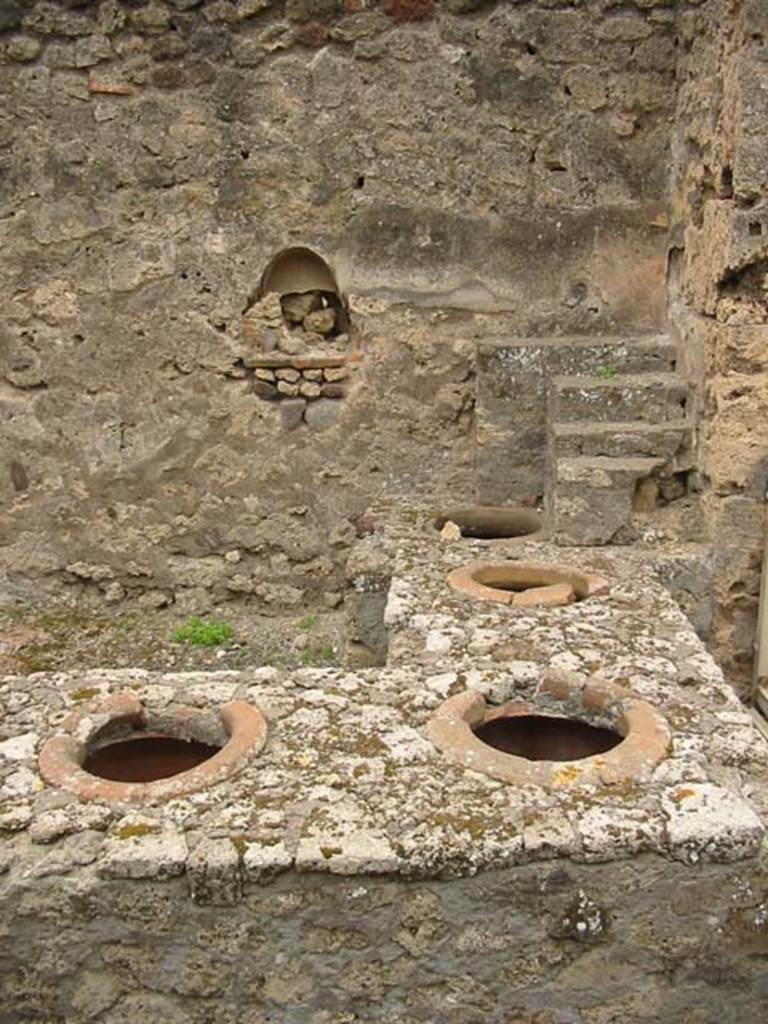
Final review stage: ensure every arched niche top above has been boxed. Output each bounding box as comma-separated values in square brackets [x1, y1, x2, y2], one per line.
[258, 247, 341, 299]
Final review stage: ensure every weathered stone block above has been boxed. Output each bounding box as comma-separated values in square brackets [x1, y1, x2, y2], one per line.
[285, 0, 338, 24]
[4, 34, 41, 61]
[0, 1, 23, 32]
[279, 396, 306, 429]
[712, 323, 768, 375]
[552, 374, 688, 424]
[553, 456, 663, 546]
[188, 837, 243, 904]
[304, 397, 339, 430]
[705, 374, 768, 495]
[295, 831, 399, 874]
[276, 379, 299, 397]
[662, 783, 765, 863]
[99, 820, 187, 880]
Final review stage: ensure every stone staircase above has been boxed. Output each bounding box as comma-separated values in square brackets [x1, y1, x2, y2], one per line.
[474, 333, 696, 545]
[548, 348, 695, 545]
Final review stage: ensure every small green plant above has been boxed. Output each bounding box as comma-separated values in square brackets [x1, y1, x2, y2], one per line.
[596, 364, 617, 380]
[172, 617, 234, 647]
[298, 644, 336, 667]
[296, 613, 318, 631]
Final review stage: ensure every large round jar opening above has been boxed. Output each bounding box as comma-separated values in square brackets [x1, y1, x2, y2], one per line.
[473, 714, 622, 762]
[432, 506, 542, 541]
[83, 733, 221, 783]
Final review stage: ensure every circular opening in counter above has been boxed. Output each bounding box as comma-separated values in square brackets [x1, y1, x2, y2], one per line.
[427, 674, 671, 788]
[477, 576, 552, 594]
[446, 561, 609, 608]
[38, 692, 268, 805]
[474, 715, 621, 761]
[83, 734, 221, 783]
[432, 506, 542, 541]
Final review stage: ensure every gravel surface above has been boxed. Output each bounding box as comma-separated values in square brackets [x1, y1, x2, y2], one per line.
[0, 601, 342, 675]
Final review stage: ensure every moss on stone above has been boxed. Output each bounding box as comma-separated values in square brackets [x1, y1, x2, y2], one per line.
[349, 734, 388, 757]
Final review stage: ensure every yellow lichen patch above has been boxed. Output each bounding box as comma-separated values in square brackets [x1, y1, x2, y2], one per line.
[294, 751, 318, 767]
[71, 688, 100, 702]
[429, 812, 493, 841]
[320, 846, 342, 860]
[553, 764, 584, 787]
[114, 823, 160, 840]
[601, 777, 640, 800]
[230, 835, 250, 856]
[671, 787, 698, 804]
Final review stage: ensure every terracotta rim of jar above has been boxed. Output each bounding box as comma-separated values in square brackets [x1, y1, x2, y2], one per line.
[446, 560, 609, 607]
[38, 692, 267, 805]
[427, 669, 670, 789]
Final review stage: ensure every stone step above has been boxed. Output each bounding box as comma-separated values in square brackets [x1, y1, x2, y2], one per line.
[551, 373, 689, 424]
[551, 456, 665, 546]
[551, 420, 693, 463]
[474, 336, 678, 505]
[556, 455, 666, 482]
[477, 334, 677, 377]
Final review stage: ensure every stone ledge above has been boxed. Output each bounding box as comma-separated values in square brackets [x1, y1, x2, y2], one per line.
[243, 354, 351, 370]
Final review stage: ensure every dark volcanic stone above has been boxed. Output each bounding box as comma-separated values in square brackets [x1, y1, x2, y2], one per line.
[0, 1, 24, 32]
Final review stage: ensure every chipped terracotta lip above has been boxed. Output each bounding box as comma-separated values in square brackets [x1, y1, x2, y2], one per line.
[446, 560, 609, 608]
[428, 506, 546, 544]
[427, 669, 670, 789]
[38, 692, 267, 805]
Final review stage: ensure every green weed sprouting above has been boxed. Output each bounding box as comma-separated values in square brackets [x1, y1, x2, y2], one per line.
[172, 617, 234, 647]
[596, 364, 617, 380]
[298, 645, 335, 667]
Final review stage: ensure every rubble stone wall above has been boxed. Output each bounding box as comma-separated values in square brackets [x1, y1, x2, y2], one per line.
[672, 0, 768, 697]
[3, 856, 768, 1024]
[0, 0, 677, 610]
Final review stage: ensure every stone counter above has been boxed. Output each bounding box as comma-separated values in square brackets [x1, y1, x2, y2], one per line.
[2, 509, 768, 1021]
[1, 644, 765, 885]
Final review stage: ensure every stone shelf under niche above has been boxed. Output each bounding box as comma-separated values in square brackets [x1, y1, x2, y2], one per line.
[243, 353, 353, 370]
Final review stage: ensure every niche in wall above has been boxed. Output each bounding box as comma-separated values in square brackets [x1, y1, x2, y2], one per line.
[242, 247, 357, 423]
[244, 247, 350, 355]
[260, 247, 350, 336]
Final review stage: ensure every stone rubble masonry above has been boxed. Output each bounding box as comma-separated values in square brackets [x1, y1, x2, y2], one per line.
[671, 0, 768, 697]
[1, 0, 677, 615]
[2, 525, 764, 880]
[1, 0, 768, 1008]
[244, 322, 352, 412]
